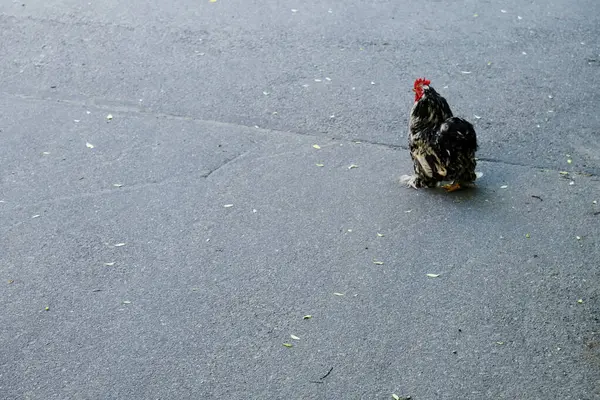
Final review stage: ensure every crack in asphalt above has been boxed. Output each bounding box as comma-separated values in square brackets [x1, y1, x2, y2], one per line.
[201, 151, 249, 179]
[1, 91, 596, 177]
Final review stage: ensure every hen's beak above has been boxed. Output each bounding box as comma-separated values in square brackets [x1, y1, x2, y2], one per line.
[412, 88, 416, 92]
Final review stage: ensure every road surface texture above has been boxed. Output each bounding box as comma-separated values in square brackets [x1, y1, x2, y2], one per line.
[1, 0, 599, 399]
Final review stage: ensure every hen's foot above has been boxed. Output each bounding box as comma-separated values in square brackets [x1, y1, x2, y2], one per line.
[442, 182, 461, 192]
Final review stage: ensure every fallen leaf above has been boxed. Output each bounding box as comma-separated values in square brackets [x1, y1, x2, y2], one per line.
[501, 9, 507, 13]
[262, 91, 269, 95]
[525, 233, 531, 238]
[314, 79, 322, 82]
[576, 236, 581, 240]
[473, 13, 478, 17]
[500, 185, 508, 189]
[518, 16, 522, 20]
[474, 115, 482, 119]
[496, 341, 505, 345]
[114, 243, 126, 247]
[44, 306, 50, 311]
[373, 260, 384, 265]
[291, 9, 297, 12]
[8, 279, 14, 284]
[567, 159, 572, 164]
[86, 142, 95, 149]
[392, 395, 400, 400]
[283, 343, 293, 347]
[315, 163, 324, 167]
[377, 233, 384, 237]
[42, 151, 51, 155]
[426, 273, 440, 278]
[593, 200, 597, 204]
[312, 144, 321, 149]
[210, 0, 217, 2]
[559, 171, 569, 175]
[122, 300, 131, 304]
[348, 164, 358, 169]
[290, 335, 300, 340]
[325, 77, 331, 81]
[577, 299, 583, 304]
[460, 71, 472, 74]
[31, 215, 40, 219]
[223, 204, 234, 208]
[104, 262, 115, 266]
[333, 292, 345, 296]
[303, 315, 312, 320]
[113, 183, 123, 187]
[106, 114, 113, 120]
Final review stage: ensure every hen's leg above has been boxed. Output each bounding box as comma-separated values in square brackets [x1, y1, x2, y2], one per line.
[442, 182, 462, 192]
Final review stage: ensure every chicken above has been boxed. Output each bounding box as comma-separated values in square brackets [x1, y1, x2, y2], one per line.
[400, 78, 479, 191]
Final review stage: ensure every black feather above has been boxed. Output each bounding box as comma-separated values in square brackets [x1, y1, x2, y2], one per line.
[405, 85, 478, 188]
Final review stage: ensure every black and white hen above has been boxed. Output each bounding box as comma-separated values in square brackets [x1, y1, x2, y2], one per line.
[400, 78, 479, 191]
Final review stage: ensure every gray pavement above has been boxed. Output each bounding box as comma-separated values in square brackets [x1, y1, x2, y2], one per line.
[1, 1, 599, 399]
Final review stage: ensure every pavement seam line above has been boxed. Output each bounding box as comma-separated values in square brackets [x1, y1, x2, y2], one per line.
[2, 91, 596, 176]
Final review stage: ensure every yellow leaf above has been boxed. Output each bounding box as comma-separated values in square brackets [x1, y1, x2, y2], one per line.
[392, 395, 400, 400]
[496, 341, 504, 345]
[577, 299, 583, 304]
[373, 260, 384, 265]
[86, 142, 95, 149]
[282, 343, 293, 348]
[567, 159, 572, 164]
[312, 144, 321, 149]
[113, 183, 123, 187]
[426, 273, 440, 278]
[377, 233, 384, 237]
[315, 163, 324, 167]
[106, 114, 113, 120]
[348, 164, 358, 169]
[7, 279, 14, 284]
[303, 315, 312, 320]
[290, 335, 300, 340]
[525, 233, 530, 238]
[559, 171, 569, 175]
[123, 300, 131, 304]
[44, 306, 50, 311]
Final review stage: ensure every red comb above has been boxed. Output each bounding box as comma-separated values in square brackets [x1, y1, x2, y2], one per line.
[414, 77, 431, 87]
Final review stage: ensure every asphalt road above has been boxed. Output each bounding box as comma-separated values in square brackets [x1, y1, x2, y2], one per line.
[1, 1, 599, 399]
